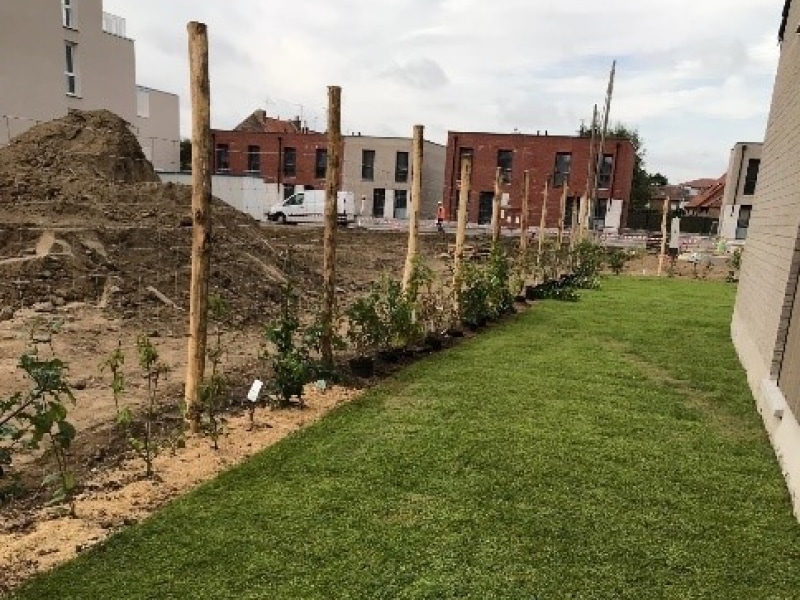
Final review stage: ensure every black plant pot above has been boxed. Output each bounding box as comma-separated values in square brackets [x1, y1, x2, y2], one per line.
[377, 349, 401, 363]
[447, 328, 464, 338]
[424, 333, 444, 351]
[348, 356, 375, 378]
[524, 285, 538, 301]
[514, 294, 527, 304]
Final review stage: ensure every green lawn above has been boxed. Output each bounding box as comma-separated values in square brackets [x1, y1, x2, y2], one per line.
[11, 278, 800, 599]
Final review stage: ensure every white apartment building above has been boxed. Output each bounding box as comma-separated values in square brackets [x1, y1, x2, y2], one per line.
[0, 0, 179, 171]
[718, 142, 763, 242]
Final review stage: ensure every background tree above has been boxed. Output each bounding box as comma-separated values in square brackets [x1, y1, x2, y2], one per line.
[180, 139, 192, 172]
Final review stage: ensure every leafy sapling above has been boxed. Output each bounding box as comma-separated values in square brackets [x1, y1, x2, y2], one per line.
[200, 294, 229, 450]
[135, 334, 169, 478]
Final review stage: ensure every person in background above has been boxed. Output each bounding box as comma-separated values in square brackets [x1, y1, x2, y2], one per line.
[436, 202, 446, 234]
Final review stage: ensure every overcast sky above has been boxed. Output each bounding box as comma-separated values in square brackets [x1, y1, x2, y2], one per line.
[105, 0, 783, 184]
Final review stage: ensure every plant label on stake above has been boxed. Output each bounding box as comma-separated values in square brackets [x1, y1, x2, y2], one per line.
[247, 380, 263, 403]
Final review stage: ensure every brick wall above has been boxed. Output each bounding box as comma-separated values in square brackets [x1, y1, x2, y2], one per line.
[442, 132, 635, 226]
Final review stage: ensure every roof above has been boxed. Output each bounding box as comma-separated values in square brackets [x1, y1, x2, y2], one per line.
[686, 176, 726, 209]
[651, 184, 685, 201]
[681, 177, 720, 190]
[234, 110, 318, 134]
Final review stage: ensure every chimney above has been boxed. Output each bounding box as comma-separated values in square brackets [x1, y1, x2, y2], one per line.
[255, 109, 266, 122]
[290, 115, 302, 132]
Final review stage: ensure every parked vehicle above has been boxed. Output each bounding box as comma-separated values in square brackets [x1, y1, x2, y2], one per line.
[267, 191, 354, 225]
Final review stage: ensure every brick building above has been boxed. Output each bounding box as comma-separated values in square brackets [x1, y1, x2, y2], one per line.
[443, 131, 636, 231]
[731, 0, 800, 519]
[212, 110, 336, 198]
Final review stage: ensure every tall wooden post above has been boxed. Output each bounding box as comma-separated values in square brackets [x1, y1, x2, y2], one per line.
[519, 170, 531, 256]
[453, 154, 472, 319]
[184, 21, 211, 433]
[581, 104, 599, 239]
[558, 183, 568, 247]
[537, 179, 549, 266]
[657, 197, 669, 277]
[491, 166, 502, 245]
[402, 124, 424, 292]
[321, 86, 342, 367]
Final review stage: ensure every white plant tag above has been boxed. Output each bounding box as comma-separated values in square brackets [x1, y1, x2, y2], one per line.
[247, 380, 263, 403]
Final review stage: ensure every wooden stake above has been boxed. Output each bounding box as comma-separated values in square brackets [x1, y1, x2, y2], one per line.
[320, 85, 342, 367]
[453, 154, 472, 319]
[491, 166, 502, 245]
[582, 104, 599, 239]
[184, 21, 211, 433]
[520, 170, 531, 256]
[657, 196, 669, 277]
[558, 183, 568, 248]
[537, 179, 549, 266]
[402, 124, 424, 292]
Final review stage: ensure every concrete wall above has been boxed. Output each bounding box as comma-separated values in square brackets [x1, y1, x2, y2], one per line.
[136, 87, 181, 172]
[160, 173, 282, 222]
[0, 1, 178, 171]
[719, 142, 763, 240]
[731, 0, 800, 520]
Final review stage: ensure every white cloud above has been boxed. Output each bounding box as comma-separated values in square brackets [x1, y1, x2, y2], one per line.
[103, 0, 782, 182]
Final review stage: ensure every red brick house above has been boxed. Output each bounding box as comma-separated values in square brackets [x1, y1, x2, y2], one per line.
[443, 131, 636, 230]
[211, 110, 340, 197]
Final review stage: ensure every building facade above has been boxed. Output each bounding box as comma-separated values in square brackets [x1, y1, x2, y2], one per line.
[731, 0, 800, 519]
[343, 135, 446, 220]
[210, 118, 446, 221]
[719, 142, 763, 241]
[0, 0, 179, 171]
[443, 132, 636, 232]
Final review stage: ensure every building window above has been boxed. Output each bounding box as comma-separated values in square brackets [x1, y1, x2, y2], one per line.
[736, 205, 752, 240]
[362, 149, 375, 181]
[553, 152, 572, 187]
[62, 0, 74, 28]
[497, 149, 513, 183]
[215, 144, 230, 173]
[478, 191, 494, 225]
[395, 151, 409, 182]
[373, 188, 385, 217]
[315, 148, 327, 179]
[247, 145, 260, 173]
[394, 190, 408, 219]
[65, 42, 78, 95]
[283, 147, 296, 177]
[743, 159, 760, 195]
[598, 154, 613, 189]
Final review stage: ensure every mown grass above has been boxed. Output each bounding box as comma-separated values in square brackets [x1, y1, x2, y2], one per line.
[11, 278, 800, 599]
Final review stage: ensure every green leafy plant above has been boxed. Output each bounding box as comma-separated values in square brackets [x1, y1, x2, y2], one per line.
[460, 262, 490, 328]
[135, 334, 169, 478]
[200, 295, 230, 450]
[727, 247, 743, 283]
[1, 353, 77, 507]
[571, 240, 605, 288]
[606, 247, 629, 275]
[345, 290, 385, 357]
[485, 244, 514, 319]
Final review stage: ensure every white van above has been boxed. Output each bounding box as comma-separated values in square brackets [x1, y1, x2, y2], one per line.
[267, 190, 355, 225]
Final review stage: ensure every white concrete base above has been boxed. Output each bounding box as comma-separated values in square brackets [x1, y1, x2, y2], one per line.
[732, 313, 800, 520]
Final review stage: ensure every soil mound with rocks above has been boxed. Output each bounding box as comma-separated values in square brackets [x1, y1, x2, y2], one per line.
[0, 110, 318, 326]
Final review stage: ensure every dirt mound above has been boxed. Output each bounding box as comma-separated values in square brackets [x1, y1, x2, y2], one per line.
[0, 110, 157, 204]
[0, 111, 324, 326]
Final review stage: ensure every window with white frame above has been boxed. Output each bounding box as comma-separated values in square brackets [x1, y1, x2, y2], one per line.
[65, 42, 78, 95]
[62, 0, 75, 28]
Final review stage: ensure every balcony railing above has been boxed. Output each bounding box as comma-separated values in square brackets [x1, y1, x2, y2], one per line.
[102, 12, 127, 38]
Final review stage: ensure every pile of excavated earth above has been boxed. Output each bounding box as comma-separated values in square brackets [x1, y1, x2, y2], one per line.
[0, 110, 324, 326]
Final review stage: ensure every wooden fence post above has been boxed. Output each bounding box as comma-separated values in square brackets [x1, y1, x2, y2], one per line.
[491, 166, 502, 245]
[321, 85, 342, 367]
[558, 183, 568, 248]
[184, 21, 211, 433]
[657, 197, 669, 277]
[537, 179, 549, 267]
[402, 124, 424, 292]
[520, 170, 531, 256]
[453, 154, 472, 319]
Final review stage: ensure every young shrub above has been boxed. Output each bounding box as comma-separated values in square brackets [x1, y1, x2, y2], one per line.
[1, 353, 77, 507]
[345, 289, 384, 358]
[460, 262, 490, 328]
[485, 244, 514, 319]
[607, 247, 629, 275]
[571, 240, 605, 288]
[135, 334, 169, 478]
[200, 295, 230, 450]
[263, 281, 313, 407]
[727, 247, 743, 283]
[380, 275, 423, 350]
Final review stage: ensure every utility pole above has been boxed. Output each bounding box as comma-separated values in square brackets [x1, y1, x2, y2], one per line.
[580, 104, 599, 239]
[491, 166, 503, 245]
[184, 21, 211, 433]
[592, 60, 616, 205]
[402, 124, 424, 292]
[320, 85, 342, 368]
